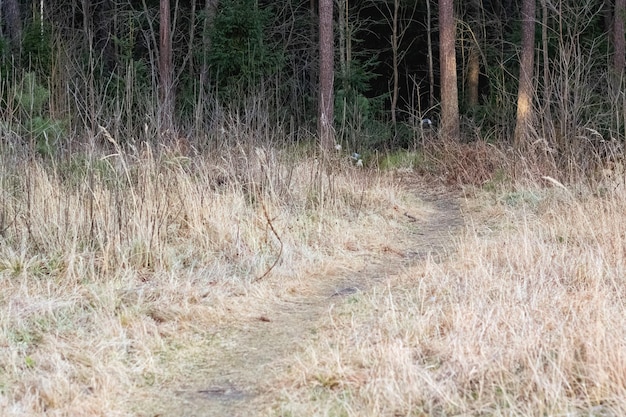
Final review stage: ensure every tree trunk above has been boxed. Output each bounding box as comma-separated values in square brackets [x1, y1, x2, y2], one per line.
[2, 0, 22, 54]
[513, 0, 536, 148]
[186, 0, 197, 80]
[310, 0, 318, 96]
[439, 0, 460, 140]
[319, 0, 334, 150]
[540, 0, 551, 134]
[426, 0, 434, 110]
[338, 0, 346, 81]
[467, 44, 479, 108]
[196, 0, 218, 135]
[200, 0, 219, 88]
[160, 0, 175, 136]
[94, 0, 117, 74]
[614, 0, 625, 73]
[390, 0, 399, 127]
[466, 0, 481, 109]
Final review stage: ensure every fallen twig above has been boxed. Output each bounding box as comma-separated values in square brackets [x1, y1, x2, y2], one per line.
[253, 199, 283, 283]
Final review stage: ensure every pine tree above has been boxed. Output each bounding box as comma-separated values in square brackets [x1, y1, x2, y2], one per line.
[439, 0, 460, 140]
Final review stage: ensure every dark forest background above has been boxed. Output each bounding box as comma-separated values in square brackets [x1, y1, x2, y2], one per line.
[0, 0, 624, 179]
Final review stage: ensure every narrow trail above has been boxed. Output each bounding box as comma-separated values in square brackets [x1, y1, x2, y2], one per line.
[149, 188, 464, 417]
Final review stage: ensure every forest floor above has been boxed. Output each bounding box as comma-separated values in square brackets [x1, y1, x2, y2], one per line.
[135, 179, 465, 417]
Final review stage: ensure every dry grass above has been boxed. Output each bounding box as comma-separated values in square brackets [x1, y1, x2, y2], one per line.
[3, 125, 626, 416]
[0, 136, 413, 416]
[271, 177, 626, 416]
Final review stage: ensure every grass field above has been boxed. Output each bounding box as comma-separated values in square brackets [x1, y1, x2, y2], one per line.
[0, 139, 416, 416]
[271, 176, 626, 416]
[0, 137, 625, 416]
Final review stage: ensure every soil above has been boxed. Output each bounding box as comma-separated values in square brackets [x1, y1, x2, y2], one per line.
[140, 183, 464, 417]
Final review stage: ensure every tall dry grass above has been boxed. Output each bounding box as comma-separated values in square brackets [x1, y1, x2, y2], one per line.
[0, 128, 413, 416]
[272, 176, 626, 416]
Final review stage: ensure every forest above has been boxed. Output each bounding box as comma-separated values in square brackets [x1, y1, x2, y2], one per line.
[1, 1, 626, 416]
[0, 0, 622, 162]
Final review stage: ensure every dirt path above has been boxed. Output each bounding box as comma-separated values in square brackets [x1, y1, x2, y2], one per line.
[147, 187, 464, 417]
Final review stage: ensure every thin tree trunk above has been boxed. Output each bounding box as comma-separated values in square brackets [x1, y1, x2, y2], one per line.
[614, 0, 625, 73]
[82, 0, 92, 51]
[196, 0, 218, 136]
[614, 0, 626, 137]
[513, 0, 536, 148]
[310, 0, 318, 96]
[391, 0, 399, 127]
[540, 0, 551, 134]
[199, 0, 218, 88]
[319, 0, 334, 150]
[186, 0, 197, 80]
[467, 44, 479, 108]
[95, 0, 116, 73]
[39, 0, 44, 41]
[346, 0, 351, 70]
[82, 0, 95, 132]
[466, 0, 481, 109]
[160, 0, 174, 136]
[2, 0, 21, 54]
[338, 0, 346, 81]
[426, 0, 434, 110]
[439, 0, 460, 140]
[338, 0, 348, 141]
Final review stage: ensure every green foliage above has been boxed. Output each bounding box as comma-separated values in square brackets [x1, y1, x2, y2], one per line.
[14, 72, 49, 115]
[107, 57, 152, 129]
[482, 168, 510, 192]
[0, 37, 11, 83]
[0, 0, 621, 165]
[208, 0, 282, 102]
[57, 156, 126, 190]
[499, 189, 542, 208]
[26, 116, 65, 157]
[111, 11, 152, 90]
[21, 20, 53, 76]
[175, 74, 198, 123]
[336, 89, 372, 123]
[392, 122, 422, 148]
[335, 59, 387, 150]
[338, 57, 379, 94]
[378, 150, 426, 171]
[13, 72, 66, 157]
[97, 12, 153, 134]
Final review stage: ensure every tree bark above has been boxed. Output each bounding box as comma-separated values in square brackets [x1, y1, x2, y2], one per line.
[310, 0, 318, 95]
[200, 0, 219, 88]
[513, 0, 536, 148]
[426, 0, 435, 110]
[160, 0, 174, 135]
[614, 0, 626, 73]
[467, 44, 479, 108]
[2, 0, 21, 54]
[338, 0, 346, 81]
[439, 0, 460, 140]
[319, 0, 334, 150]
[391, 0, 399, 127]
[466, 0, 481, 109]
[94, 0, 117, 73]
[540, 0, 551, 131]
